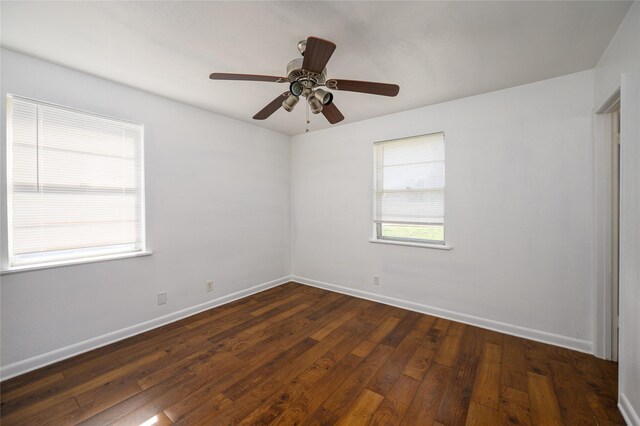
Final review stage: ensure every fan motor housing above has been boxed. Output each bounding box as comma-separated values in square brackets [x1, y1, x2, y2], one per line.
[287, 58, 327, 85]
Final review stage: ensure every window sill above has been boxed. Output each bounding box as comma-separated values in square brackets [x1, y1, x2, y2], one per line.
[369, 239, 452, 250]
[0, 250, 153, 275]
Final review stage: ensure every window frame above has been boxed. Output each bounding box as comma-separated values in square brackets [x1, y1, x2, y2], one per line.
[375, 222, 446, 246]
[372, 132, 447, 247]
[3, 94, 149, 272]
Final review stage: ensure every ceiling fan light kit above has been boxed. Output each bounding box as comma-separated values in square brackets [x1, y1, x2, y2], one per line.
[289, 81, 305, 97]
[282, 93, 299, 112]
[313, 88, 333, 106]
[209, 36, 400, 127]
[307, 96, 324, 114]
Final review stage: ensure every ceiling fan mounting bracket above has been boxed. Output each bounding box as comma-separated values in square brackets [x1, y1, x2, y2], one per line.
[297, 40, 307, 56]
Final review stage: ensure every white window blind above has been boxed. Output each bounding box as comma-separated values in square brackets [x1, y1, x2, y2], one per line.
[374, 132, 445, 242]
[6, 95, 145, 267]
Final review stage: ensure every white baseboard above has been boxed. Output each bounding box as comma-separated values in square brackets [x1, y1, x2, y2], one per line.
[0, 276, 291, 381]
[2, 274, 596, 381]
[620, 393, 640, 426]
[291, 275, 593, 354]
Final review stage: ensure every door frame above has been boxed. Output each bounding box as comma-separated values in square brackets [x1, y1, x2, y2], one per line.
[592, 88, 620, 360]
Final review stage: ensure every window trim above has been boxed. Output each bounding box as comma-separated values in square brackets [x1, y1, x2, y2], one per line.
[3, 94, 148, 271]
[369, 238, 451, 250]
[0, 250, 153, 275]
[372, 131, 447, 247]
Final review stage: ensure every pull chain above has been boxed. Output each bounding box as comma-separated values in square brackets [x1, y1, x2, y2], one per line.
[305, 99, 310, 132]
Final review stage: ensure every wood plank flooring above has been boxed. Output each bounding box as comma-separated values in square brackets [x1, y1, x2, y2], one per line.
[0, 282, 624, 425]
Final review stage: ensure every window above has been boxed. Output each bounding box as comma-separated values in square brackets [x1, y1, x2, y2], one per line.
[374, 132, 445, 245]
[5, 95, 146, 268]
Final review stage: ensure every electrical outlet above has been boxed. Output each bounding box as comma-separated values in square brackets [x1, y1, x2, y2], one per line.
[373, 275, 381, 286]
[157, 291, 167, 305]
[206, 280, 214, 292]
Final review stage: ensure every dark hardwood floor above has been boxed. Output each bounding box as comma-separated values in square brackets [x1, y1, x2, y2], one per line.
[0, 282, 624, 425]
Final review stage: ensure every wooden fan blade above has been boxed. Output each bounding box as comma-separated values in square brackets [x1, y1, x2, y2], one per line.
[253, 92, 289, 120]
[302, 37, 336, 74]
[327, 79, 399, 97]
[210, 73, 288, 83]
[321, 102, 345, 124]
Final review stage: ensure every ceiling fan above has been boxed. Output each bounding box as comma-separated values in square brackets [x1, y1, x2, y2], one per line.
[209, 36, 400, 126]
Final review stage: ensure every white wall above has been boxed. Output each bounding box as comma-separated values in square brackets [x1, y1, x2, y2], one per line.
[0, 49, 291, 378]
[291, 70, 595, 353]
[594, 3, 640, 424]
[1, 15, 637, 423]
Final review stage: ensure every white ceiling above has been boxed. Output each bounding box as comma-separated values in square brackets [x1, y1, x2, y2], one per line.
[0, 1, 631, 136]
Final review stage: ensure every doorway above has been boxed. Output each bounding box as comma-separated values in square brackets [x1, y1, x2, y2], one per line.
[594, 88, 621, 361]
[610, 109, 620, 361]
